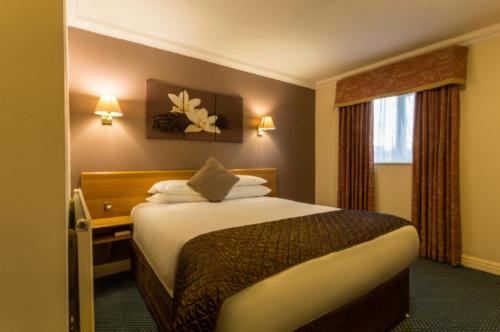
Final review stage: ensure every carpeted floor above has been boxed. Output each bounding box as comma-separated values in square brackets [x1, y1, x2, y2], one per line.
[94, 258, 500, 331]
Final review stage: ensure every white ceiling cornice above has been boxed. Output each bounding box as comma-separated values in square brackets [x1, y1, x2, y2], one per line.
[315, 22, 500, 89]
[67, 0, 316, 89]
[67, 0, 500, 91]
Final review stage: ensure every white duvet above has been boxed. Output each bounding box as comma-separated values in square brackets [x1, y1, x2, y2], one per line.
[132, 197, 419, 332]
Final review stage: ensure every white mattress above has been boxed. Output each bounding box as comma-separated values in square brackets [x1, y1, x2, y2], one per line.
[132, 197, 419, 332]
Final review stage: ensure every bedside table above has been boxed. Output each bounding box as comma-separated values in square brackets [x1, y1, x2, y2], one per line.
[92, 215, 133, 278]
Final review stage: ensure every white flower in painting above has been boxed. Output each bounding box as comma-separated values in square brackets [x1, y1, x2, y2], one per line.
[168, 90, 201, 114]
[185, 108, 221, 134]
[167, 89, 221, 134]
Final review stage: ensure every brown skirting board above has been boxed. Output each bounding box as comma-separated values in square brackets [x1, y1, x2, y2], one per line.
[131, 240, 409, 332]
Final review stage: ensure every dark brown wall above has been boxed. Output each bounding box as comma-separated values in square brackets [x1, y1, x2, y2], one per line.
[68, 28, 315, 203]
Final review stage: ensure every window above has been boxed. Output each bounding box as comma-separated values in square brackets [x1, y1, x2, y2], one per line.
[373, 93, 415, 163]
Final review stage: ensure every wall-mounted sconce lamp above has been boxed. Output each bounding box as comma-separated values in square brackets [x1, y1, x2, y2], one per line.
[94, 95, 123, 125]
[257, 116, 276, 136]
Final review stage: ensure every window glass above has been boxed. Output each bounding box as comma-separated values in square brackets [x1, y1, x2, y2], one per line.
[373, 93, 415, 163]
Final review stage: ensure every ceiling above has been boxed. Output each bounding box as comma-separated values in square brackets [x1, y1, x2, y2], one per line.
[68, 0, 500, 88]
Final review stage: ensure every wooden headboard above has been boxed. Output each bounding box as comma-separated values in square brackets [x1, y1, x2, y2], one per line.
[81, 168, 278, 218]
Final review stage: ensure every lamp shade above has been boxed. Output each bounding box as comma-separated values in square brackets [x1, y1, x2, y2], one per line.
[259, 116, 275, 130]
[94, 95, 123, 117]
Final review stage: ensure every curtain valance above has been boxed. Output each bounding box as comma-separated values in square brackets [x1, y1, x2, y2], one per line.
[334, 46, 468, 107]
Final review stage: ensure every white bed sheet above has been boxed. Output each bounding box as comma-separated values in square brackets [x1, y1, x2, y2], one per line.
[132, 197, 335, 295]
[132, 197, 419, 332]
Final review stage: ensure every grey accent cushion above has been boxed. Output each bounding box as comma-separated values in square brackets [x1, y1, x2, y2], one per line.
[188, 157, 239, 202]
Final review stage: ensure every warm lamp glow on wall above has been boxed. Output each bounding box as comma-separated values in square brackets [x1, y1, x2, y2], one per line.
[257, 116, 275, 136]
[94, 95, 123, 125]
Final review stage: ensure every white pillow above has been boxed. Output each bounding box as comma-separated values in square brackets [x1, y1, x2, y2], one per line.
[146, 192, 208, 203]
[148, 180, 191, 194]
[235, 175, 267, 186]
[146, 185, 271, 203]
[148, 175, 267, 194]
[225, 185, 271, 200]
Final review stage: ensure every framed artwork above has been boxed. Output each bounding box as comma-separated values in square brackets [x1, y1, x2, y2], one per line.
[146, 79, 243, 142]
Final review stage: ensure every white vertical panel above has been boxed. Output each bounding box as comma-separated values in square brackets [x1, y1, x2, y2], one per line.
[74, 189, 95, 332]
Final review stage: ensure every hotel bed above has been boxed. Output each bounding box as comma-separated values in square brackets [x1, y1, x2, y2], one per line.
[81, 169, 419, 332]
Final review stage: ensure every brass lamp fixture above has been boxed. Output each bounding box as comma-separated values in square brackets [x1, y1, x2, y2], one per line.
[94, 95, 123, 125]
[257, 116, 276, 136]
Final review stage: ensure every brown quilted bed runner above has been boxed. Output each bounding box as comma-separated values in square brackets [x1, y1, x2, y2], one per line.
[173, 209, 412, 331]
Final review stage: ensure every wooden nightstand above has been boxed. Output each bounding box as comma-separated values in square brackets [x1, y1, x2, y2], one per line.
[92, 216, 133, 278]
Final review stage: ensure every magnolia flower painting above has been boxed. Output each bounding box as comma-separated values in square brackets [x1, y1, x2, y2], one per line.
[168, 91, 221, 134]
[168, 90, 200, 114]
[147, 79, 243, 142]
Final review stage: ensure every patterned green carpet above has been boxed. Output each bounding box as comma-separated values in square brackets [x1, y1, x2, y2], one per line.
[94, 258, 500, 331]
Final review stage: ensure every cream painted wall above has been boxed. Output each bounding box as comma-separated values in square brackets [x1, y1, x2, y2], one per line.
[315, 36, 500, 266]
[0, 1, 68, 331]
[315, 84, 338, 206]
[460, 36, 500, 264]
[374, 165, 412, 220]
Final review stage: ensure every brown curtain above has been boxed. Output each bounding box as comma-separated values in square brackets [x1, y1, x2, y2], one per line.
[338, 102, 375, 211]
[412, 85, 461, 265]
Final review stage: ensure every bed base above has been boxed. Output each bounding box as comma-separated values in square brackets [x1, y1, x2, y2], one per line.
[131, 240, 409, 332]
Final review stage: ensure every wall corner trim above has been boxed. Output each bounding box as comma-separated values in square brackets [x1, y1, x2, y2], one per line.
[315, 22, 500, 90]
[461, 255, 500, 276]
